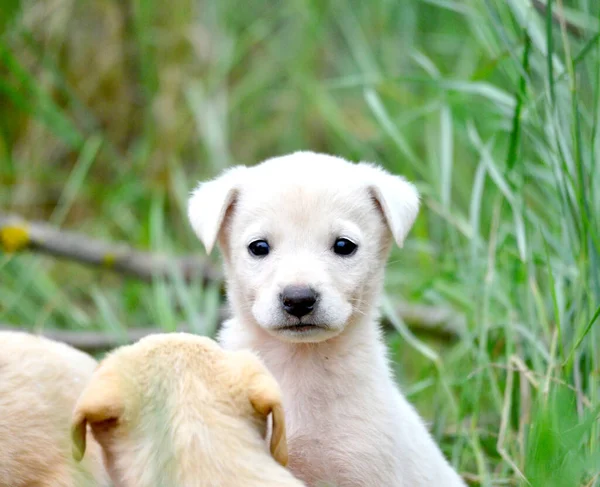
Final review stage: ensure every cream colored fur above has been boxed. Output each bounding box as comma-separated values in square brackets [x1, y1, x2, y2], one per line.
[71, 332, 305, 487]
[0, 331, 109, 487]
[187, 151, 467, 486]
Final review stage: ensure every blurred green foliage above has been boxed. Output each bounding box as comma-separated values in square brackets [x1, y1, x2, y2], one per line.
[1, 0, 599, 485]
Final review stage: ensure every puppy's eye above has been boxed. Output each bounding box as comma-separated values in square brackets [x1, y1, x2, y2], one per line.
[248, 240, 270, 257]
[332, 238, 358, 256]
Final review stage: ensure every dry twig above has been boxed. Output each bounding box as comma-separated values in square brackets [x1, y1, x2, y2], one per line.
[1, 212, 467, 350]
[0, 300, 464, 353]
[0, 213, 221, 283]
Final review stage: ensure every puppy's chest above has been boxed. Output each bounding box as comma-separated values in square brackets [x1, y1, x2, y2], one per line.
[275, 358, 348, 429]
[285, 418, 398, 487]
[274, 368, 399, 486]
[271, 356, 348, 433]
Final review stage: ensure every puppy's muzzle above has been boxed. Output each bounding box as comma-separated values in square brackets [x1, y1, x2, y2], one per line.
[280, 285, 318, 318]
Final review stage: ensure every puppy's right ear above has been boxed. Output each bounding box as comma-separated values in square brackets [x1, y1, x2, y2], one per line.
[71, 367, 123, 462]
[248, 371, 289, 467]
[187, 166, 247, 255]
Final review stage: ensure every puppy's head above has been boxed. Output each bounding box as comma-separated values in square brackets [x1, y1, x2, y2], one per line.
[71, 333, 289, 487]
[188, 152, 419, 343]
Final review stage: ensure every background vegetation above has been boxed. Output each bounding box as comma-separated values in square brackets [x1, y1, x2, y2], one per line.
[1, 0, 599, 485]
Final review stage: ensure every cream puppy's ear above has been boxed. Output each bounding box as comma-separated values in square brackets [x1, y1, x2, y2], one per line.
[363, 163, 420, 247]
[71, 366, 123, 462]
[248, 372, 289, 467]
[187, 166, 247, 254]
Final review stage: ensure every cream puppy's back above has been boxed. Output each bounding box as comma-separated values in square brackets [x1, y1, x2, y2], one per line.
[0, 331, 108, 487]
[71, 332, 305, 487]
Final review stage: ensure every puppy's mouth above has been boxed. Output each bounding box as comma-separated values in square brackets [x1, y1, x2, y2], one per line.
[264, 318, 341, 343]
[274, 322, 328, 333]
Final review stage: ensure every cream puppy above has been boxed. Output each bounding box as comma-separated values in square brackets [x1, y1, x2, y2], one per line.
[0, 331, 109, 487]
[187, 151, 466, 486]
[71, 332, 305, 487]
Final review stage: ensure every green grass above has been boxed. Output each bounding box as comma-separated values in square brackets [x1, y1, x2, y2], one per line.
[1, 0, 599, 485]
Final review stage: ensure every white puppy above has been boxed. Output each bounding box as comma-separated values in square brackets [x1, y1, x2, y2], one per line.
[187, 151, 466, 487]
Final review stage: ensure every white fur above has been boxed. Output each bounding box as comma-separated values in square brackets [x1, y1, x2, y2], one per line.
[188, 151, 466, 486]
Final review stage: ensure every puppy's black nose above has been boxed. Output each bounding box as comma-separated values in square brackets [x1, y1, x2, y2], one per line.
[281, 285, 318, 318]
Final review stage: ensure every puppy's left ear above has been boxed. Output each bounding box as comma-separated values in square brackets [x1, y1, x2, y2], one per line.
[248, 371, 289, 467]
[365, 165, 420, 247]
[187, 166, 247, 255]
